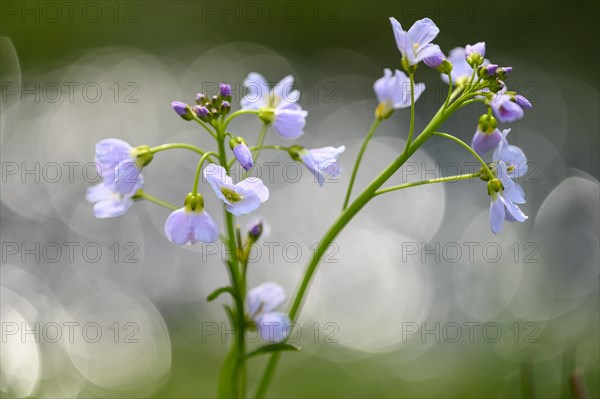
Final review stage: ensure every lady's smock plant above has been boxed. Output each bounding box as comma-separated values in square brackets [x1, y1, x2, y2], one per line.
[87, 16, 534, 398]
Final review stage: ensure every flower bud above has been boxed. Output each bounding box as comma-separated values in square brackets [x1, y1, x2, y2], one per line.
[497, 67, 513, 80]
[219, 83, 231, 98]
[193, 105, 209, 120]
[488, 80, 505, 93]
[478, 64, 498, 79]
[465, 42, 486, 58]
[423, 47, 446, 68]
[171, 101, 193, 121]
[195, 93, 207, 105]
[229, 137, 253, 171]
[247, 219, 263, 242]
[514, 94, 532, 109]
[465, 42, 485, 68]
[220, 101, 231, 116]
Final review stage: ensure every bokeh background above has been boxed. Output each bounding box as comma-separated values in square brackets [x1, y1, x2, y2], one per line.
[1, 1, 598, 398]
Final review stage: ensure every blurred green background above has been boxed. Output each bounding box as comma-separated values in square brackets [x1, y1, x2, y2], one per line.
[1, 1, 598, 398]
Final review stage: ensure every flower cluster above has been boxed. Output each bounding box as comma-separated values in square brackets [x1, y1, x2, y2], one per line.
[382, 17, 532, 234]
[86, 15, 536, 395]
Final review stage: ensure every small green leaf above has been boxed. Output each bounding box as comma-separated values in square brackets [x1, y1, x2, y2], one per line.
[206, 286, 236, 302]
[217, 344, 237, 398]
[246, 343, 301, 359]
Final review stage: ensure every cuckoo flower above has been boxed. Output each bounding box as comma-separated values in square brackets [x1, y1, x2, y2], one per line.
[490, 93, 525, 123]
[471, 114, 502, 156]
[291, 145, 345, 186]
[164, 194, 219, 245]
[246, 282, 291, 343]
[488, 161, 527, 234]
[95, 139, 144, 197]
[203, 164, 269, 216]
[487, 129, 528, 234]
[86, 176, 143, 218]
[494, 129, 528, 178]
[373, 69, 425, 118]
[389, 17, 440, 67]
[88, 138, 145, 218]
[241, 73, 307, 139]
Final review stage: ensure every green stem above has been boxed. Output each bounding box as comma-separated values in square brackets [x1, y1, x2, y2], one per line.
[190, 115, 218, 139]
[432, 132, 494, 179]
[374, 172, 480, 196]
[149, 143, 206, 156]
[223, 109, 260, 131]
[216, 124, 246, 398]
[192, 151, 218, 194]
[403, 71, 416, 153]
[135, 191, 178, 210]
[443, 73, 453, 109]
[252, 123, 269, 164]
[341, 118, 382, 210]
[255, 92, 471, 398]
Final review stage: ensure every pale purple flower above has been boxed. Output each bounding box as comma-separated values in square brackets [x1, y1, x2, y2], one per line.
[423, 45, 446, 68]
[493, 129, 528, 178]
[374, 69, 425, 118]
[247, 282, 291, 343]
[86, 177, 142, 219]
[92, 138, 143, 202]
[489, 161, 527, 234]
[465, 42, 486, 57]
[490, 94, 525, 123]
[488, 129, 528, 234]
[389, 17, 440, 66]
[241, 73, 307, 139]
[230, 138, 253, 171]
[472, 126, 503, 156]
[164, 207, 219, 245]
[273, 102, 307, 139]
[299, 146, 345, 186]
[203, 164, 269, 216]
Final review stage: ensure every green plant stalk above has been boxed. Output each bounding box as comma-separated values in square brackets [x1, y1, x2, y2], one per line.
[149, 143, 206, 156]
[374, 172, 480, 196]
[254, 91, 471, 398]
[432, 132, 494, 179]
[252, 123, 269, 164]
[135, 191, 178, 210]
[341, 118, 382, 210]
[216, 122, 247, 398]
[192, 151, 218, 194]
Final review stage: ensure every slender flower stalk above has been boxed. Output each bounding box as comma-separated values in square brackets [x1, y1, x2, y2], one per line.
[342, 118, 382, 210]
[374, 172, 481, 196]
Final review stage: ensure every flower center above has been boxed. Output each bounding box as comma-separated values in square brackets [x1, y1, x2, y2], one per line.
[221, 187, 243, 203]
